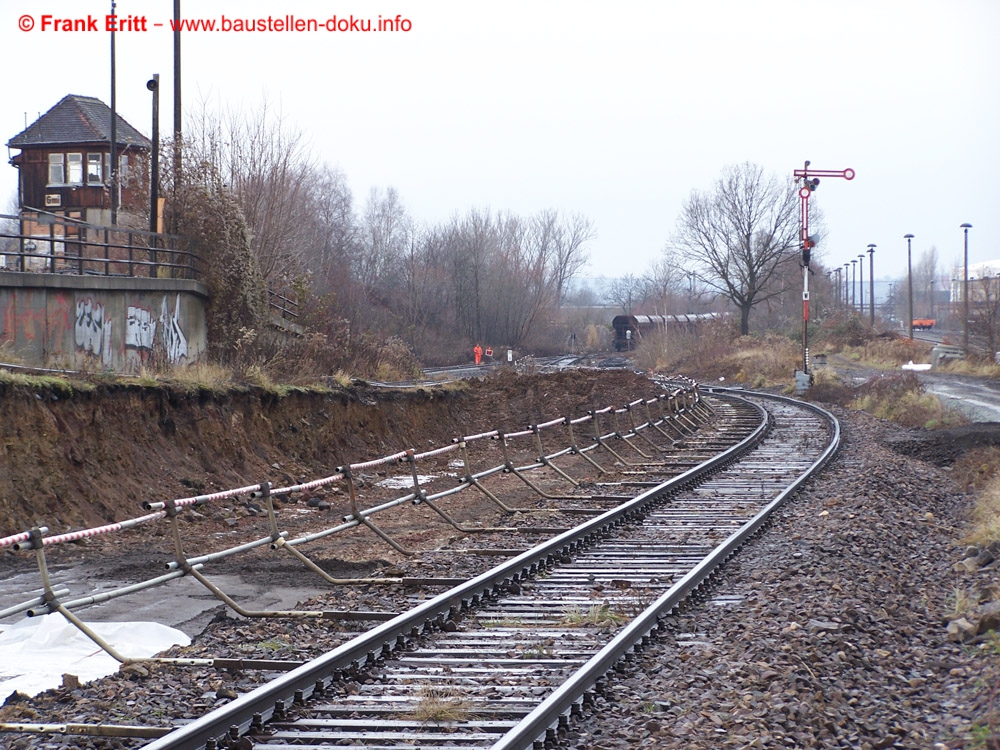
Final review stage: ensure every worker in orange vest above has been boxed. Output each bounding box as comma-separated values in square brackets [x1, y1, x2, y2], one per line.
[473, 344, 483, 365]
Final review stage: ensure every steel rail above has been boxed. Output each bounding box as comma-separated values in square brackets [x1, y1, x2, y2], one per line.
[140, 395, 771, 750]
[491, 390, 840, 750]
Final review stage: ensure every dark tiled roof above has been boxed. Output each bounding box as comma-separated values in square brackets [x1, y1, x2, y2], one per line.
[7, 94, 150, 150]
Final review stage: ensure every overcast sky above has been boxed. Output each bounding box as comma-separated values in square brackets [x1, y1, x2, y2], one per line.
[3, 0, 998, 282]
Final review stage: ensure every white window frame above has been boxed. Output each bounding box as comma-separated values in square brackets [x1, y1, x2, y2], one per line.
[87, 153, 103, 184]
[48, 153, 65, 185]
[66, 152, 83, 185]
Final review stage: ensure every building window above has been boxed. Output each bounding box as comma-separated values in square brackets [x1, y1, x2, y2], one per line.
[67, 153, 83, 184]
[87, 153, 103, 184]
[104, 153, 130, 181]
[48, 153, 65, 185]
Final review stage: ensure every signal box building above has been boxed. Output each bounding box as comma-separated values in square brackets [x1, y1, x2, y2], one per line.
[7, 94, 150, 228]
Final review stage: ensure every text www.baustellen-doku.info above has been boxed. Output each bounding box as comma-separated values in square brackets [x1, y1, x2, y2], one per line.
[16, 12, 412, 34]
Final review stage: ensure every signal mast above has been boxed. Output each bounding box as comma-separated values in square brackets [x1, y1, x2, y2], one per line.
[792, 160, 855, 388]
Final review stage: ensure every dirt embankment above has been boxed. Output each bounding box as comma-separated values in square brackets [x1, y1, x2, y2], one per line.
[0, 369, 661, 535]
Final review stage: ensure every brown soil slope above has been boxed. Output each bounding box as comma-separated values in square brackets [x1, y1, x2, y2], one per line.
[0, 369, 661, 535]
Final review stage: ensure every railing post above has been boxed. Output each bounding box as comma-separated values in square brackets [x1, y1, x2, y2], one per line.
[48, 221, 56, 273]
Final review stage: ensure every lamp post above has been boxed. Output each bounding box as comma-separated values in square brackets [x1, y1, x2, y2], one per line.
[851, 259, 857, 312]
[867, 244, 876, 327]
[109, 0, 118, 226]
[844, 263, 850, 309]
[905, 234, 915, 339]
[858, 254, 865, 320]
[962, 223, 972, 355]
[147, 74, 160, 235]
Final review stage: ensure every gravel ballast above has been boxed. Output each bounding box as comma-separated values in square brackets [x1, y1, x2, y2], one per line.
[566, 406, 1000, 750]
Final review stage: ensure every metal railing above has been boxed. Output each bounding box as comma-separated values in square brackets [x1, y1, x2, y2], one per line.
[0, 210, 200, 281]
[267, 288, 300, 320]
[0, 378, 716, 745]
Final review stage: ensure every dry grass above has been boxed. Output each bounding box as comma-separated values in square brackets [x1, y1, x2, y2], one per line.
[841, 337, 935, 369]
[964, 479, 1000, 547]
[640, 324, 799, 388]
[940, 358, 1000, 379]
[408, 686, 472, 725]
[849, 373, 967, 429]
[330, 369, 353, 387]
[952, 447, 1000, 492]
[0, 342, 26, 366]
[722, 335, 800, 387]
[558, 603, 628, 629]
[158, 361, 235, 390]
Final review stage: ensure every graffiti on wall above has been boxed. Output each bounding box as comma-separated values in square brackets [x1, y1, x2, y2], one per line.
[2, 291, 47, 346]
[74, 297, 113, 365]
[160, 294, 188, 363]
[2, 286, 200, 371]
[125, 295, 188, 364]
[125, 304, 156, 363]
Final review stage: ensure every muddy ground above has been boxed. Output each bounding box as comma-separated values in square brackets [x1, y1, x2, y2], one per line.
[0, 369, 663, 535]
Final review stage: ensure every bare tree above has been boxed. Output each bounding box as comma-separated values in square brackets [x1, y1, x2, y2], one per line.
[182, 98, 319, 286]
[357, 187, 411, 301]
[643, 252, 688, 313]
[970, 274, 1000, 358]
[669, 162, 799, 335]
[913, 245, 939, 319]
[308, 166, 356, 283]
[545, 211, 595, 307]
[607, 274, 647, 315]
[484, 211, 554, 345]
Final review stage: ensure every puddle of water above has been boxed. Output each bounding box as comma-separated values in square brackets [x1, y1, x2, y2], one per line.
[377, 473, 457, 490]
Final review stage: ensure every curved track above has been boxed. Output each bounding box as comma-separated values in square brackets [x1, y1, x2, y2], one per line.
[140, 390, 838, 750]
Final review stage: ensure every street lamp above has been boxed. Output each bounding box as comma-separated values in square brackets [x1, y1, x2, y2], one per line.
[962, 223, 972, 355]
[905, 233, 915, 339]
[844, 263, 850, 309]
[851, 259, 857, 312]
[867, 244, 876, 327]
[147, 74, 160, 235]
[858, 253, 865, 320]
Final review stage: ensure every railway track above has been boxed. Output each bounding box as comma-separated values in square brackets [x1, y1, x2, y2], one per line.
[137, 390, 838, 750]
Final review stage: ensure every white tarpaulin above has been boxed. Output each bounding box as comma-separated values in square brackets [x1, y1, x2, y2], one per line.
[0, 615, 190, 698]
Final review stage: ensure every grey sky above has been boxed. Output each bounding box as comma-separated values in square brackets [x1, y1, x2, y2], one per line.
[3, 0, 997, 282]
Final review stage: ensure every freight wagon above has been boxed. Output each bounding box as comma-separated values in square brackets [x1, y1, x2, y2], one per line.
[612, 313, 726, 352]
